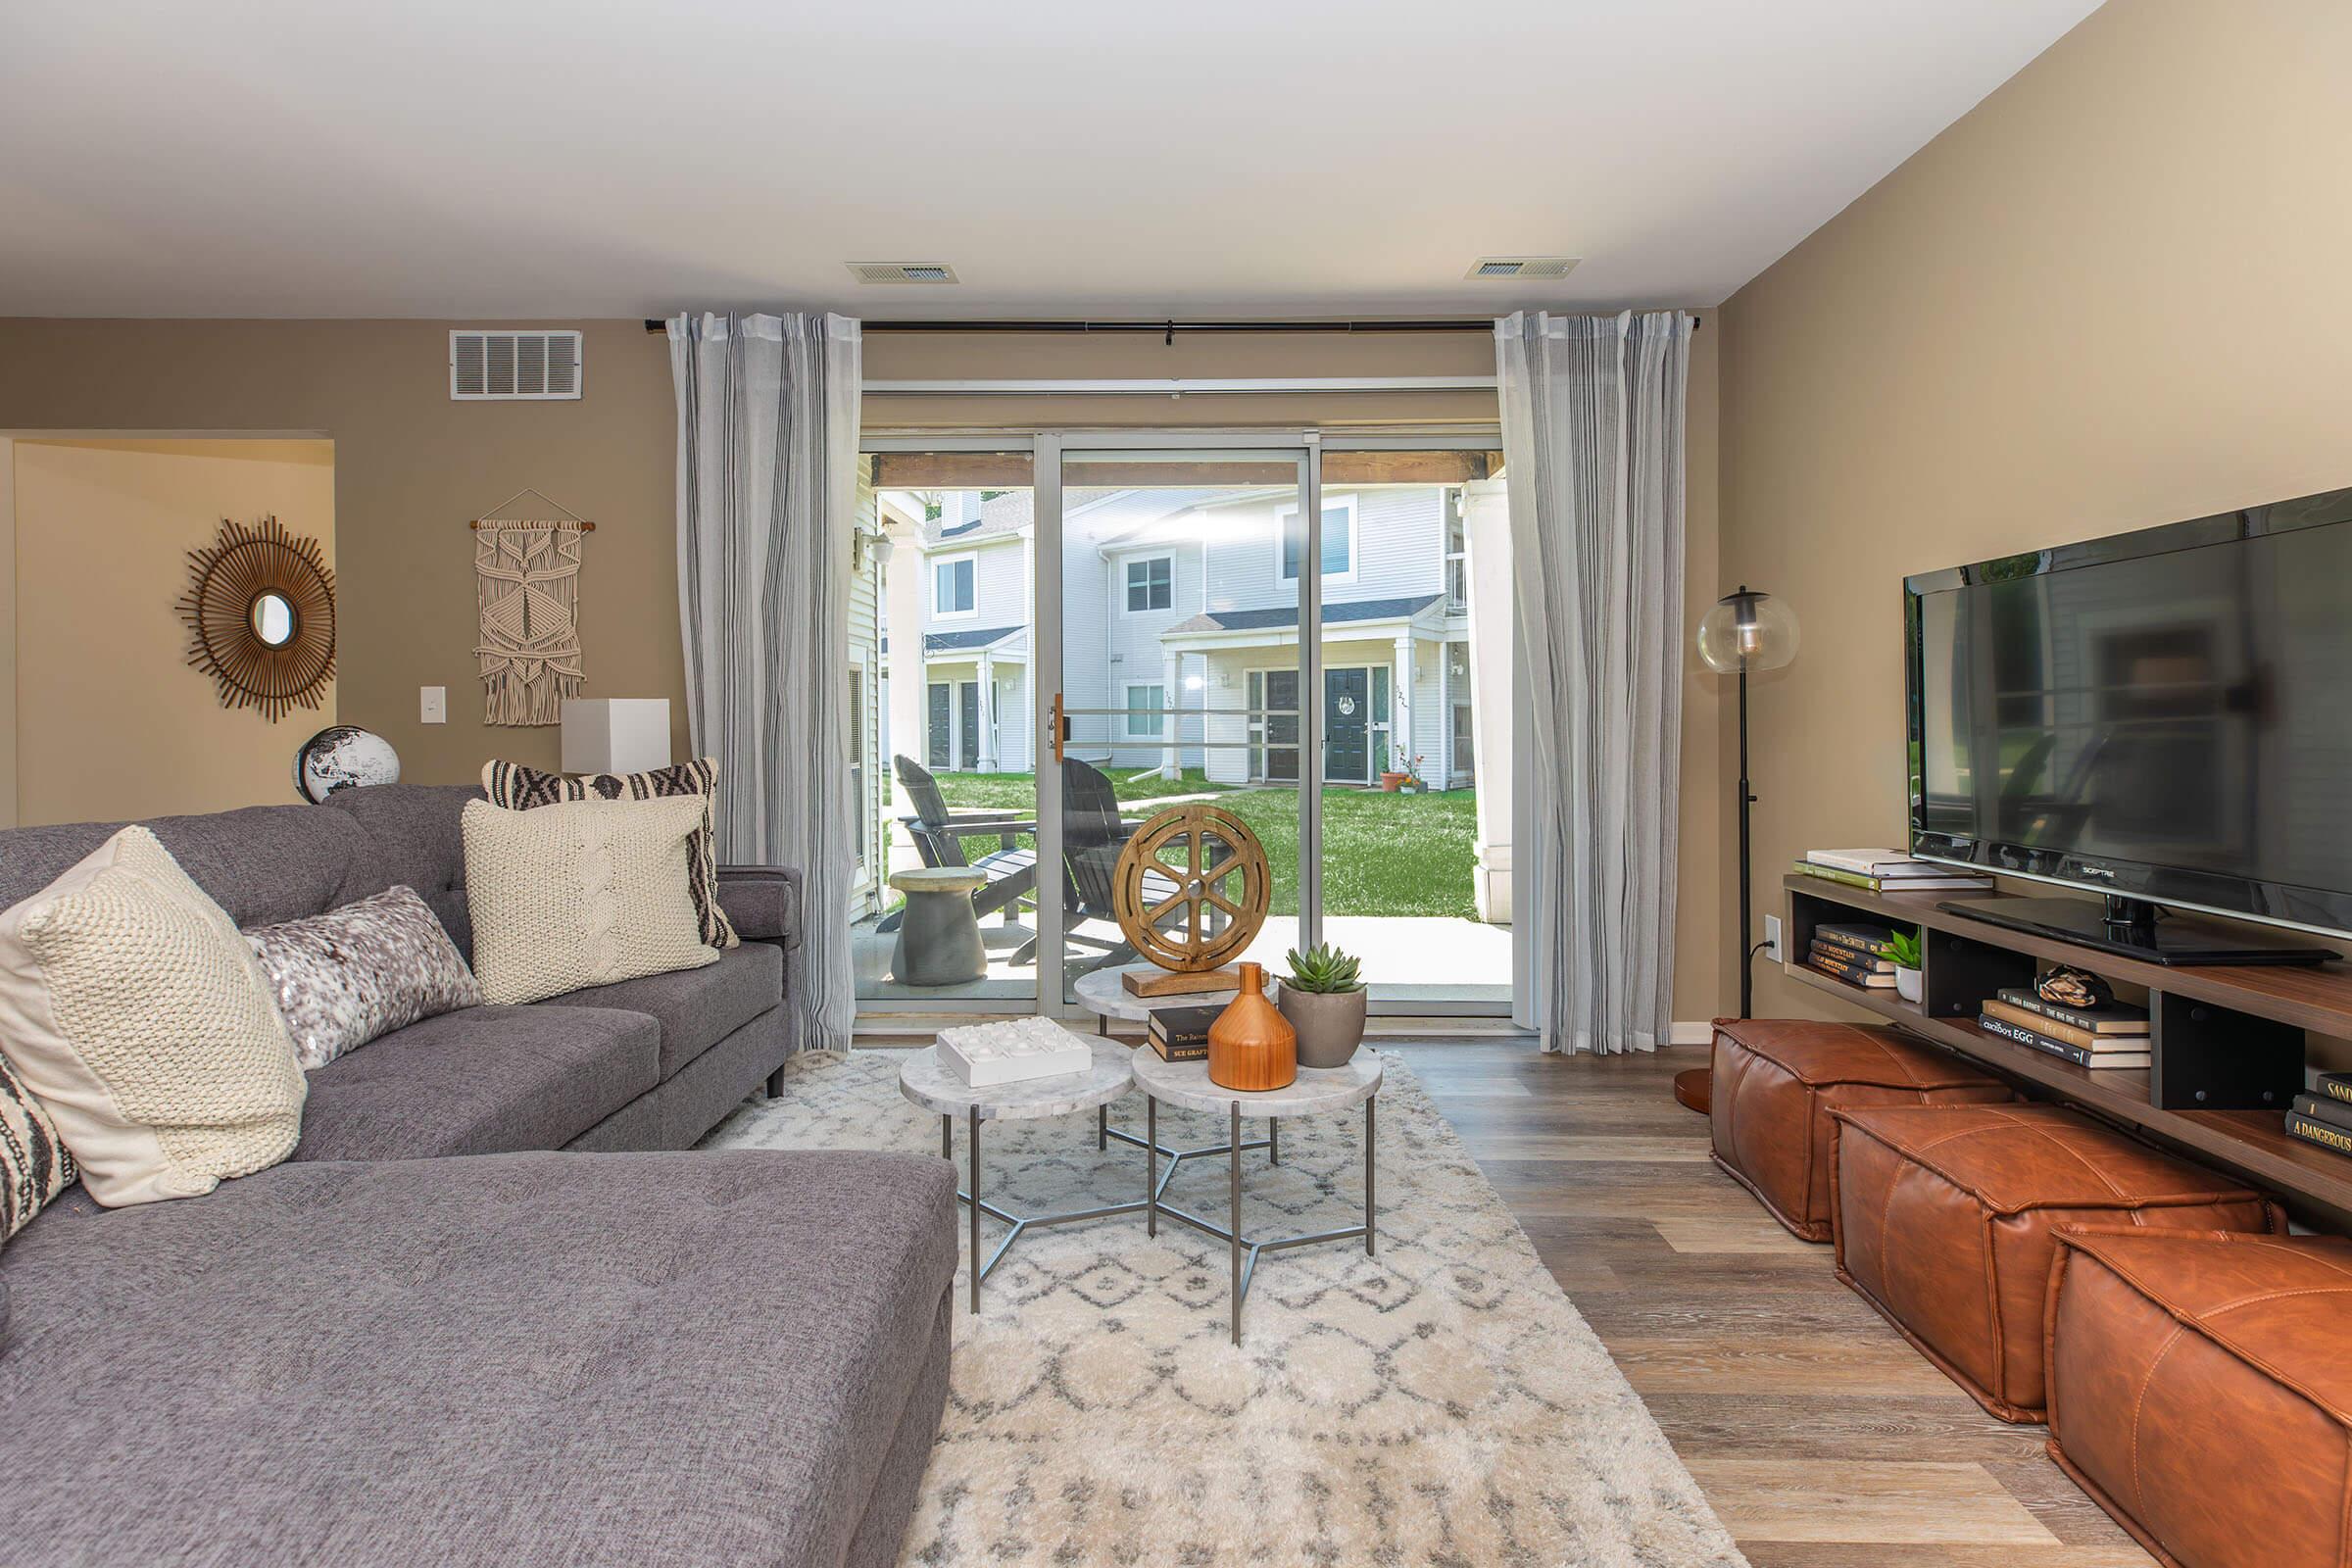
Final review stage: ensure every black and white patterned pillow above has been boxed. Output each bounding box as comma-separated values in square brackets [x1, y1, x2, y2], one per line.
[481, 757, 738, 950]
[0, 1054, 75, 1242]
[246, 886, 483, 1070]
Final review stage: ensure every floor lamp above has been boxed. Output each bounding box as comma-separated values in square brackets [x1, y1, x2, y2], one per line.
[1676, 586, 1799, 1114]
[1698, 585, 1801, 1019]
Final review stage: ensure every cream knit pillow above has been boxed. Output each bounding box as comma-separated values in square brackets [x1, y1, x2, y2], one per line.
[0, 827, 306, 1207]
[462, 795, 720, 1006]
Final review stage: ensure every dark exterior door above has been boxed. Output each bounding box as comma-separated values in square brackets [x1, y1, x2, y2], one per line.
[957, 681, 980, 770]
[1326, 667, 1371, 783]
[926, 683, 952, 769]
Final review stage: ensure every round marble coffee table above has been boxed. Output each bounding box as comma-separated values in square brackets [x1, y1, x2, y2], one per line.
[1130, 1051, 1385, 1345]
[1067, 962, 1270, 1163]
[899, 1037, 1144, 1314]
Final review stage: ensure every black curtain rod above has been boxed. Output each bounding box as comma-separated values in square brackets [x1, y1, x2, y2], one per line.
[642, 315, 1698, 336]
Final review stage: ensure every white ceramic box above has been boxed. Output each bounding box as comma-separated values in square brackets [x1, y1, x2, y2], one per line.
[934, 1017, 1093, 1088]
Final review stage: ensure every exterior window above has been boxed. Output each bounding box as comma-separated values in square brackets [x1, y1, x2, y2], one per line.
[932, 554, 976, 616]
[1279, 503, 1353, 581]
[1126, 555, 1173, 612]
[1126, 683, 1165, 738]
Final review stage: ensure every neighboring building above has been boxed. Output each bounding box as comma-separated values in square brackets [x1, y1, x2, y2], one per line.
[879, 484, 1480, 789]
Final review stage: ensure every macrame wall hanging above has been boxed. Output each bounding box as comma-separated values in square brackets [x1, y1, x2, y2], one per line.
[471, 488, 595, 727]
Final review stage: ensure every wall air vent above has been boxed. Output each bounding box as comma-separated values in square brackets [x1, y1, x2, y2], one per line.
[847, 262, 959, 285]
[449, 329, 583, 400]
[1465, 256, 1579, 280]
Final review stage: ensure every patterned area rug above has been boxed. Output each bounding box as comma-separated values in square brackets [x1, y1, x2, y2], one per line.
[705, 1048, 1745, 1568]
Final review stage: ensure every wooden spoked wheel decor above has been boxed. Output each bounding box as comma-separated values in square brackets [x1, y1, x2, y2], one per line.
[1111, 804, 1272, 976]
[177, 514, 337, 722]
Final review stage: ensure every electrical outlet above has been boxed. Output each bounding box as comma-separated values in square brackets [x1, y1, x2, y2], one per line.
[419, 686, 447, 724]
[1763, 914, 1783, 962]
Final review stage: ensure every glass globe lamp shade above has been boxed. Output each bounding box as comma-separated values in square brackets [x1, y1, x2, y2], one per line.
[1696, 587, 1798, 674]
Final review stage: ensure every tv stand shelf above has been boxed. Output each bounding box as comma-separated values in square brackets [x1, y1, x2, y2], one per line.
[1783, 872, 2352, 1230]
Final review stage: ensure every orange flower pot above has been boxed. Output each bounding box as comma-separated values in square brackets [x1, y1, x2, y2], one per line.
[1207, 962, 1297, 1091]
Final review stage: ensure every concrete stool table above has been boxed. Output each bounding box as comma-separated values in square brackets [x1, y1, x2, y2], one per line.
[888, 867, 988, 986]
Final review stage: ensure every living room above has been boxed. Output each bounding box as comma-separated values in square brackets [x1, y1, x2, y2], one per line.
[3, 3, 2348, 1564]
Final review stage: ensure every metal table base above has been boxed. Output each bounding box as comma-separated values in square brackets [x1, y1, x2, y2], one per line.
[943, 1106, 1275, 1315]
[1143, 1094, 1377, 1345]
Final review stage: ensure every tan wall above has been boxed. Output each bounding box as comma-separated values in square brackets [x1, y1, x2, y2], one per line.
[0, 314, 1728, 1019]
[0, 319, 684, 788]
[1715, 0, 2352, 1026]
[11, 438, 334, 823]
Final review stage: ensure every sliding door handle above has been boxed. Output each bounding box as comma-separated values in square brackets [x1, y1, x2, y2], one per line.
[1050, 693, 1068, 763]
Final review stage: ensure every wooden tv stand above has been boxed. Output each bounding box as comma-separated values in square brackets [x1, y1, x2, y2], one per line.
[1783, 872, 2352, 1231]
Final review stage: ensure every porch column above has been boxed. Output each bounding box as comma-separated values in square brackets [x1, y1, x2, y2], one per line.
[1159, 649, 1182, 779]
[1462, 479, 1513, 923]
[976, 651, 998, 772]
[1022, 658, 1036, 775]
[1391, 635, 1414, 781]
[884, 520, 925, 806]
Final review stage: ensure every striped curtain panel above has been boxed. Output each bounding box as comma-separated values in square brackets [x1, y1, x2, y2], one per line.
[1495, 310, 1693, 1054]
[668, 312, 861, 1052]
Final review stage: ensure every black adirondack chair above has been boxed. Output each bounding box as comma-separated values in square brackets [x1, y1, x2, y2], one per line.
[881, 756, 1037, 932]
[1017, 757, 1181, 972]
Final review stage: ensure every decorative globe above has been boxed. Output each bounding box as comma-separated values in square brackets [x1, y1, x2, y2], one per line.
[294, 725, 401, 803]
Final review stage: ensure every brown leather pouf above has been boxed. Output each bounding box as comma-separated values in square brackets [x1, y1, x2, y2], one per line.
[1709, 1018, 2011, 1242]
[2047, 1227, 2352, 1568]
[1830, 1103, 2283, 1422]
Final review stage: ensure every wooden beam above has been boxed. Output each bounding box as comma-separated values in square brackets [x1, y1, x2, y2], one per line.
[870, 450, 1497, 489]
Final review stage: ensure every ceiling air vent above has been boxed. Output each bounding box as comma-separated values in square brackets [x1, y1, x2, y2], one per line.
[847, 262, 959, 285]
[449, 329, 583, 401]
[1465, 256, 1579, 281]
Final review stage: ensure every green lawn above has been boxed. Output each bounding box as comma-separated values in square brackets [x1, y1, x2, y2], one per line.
[924, 771, 1478, 919]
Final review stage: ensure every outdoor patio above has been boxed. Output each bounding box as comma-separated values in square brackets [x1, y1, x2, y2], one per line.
[852, 773, 1512, 1008]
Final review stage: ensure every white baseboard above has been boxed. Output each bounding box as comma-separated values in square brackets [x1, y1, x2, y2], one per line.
[1668, 1020, 1715, 1047]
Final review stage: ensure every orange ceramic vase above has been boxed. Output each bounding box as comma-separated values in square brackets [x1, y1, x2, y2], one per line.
[1207, 962, 1298, 1091]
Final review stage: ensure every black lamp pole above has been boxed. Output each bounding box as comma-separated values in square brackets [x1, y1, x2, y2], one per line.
[1738, 662, 1755, 1020]
[1699, 582, 1794, 1022]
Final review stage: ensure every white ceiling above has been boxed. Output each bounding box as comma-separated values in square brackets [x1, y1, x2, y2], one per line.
[0, 0, 2098, 319]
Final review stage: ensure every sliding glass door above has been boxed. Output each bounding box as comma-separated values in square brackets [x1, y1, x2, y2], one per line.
[851, 430, 1516, 1020]
[1052, 444, 1313, 1004]
[850, 446, 1039, 1010]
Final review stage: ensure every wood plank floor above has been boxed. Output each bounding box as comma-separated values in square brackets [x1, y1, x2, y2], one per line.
[1388, 1040, 2156, 1568]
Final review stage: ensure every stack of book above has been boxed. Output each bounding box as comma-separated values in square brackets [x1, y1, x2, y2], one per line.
[1975, 986, 2150, 1070]
[1145, 1003, 1222, 1063]
[2284, 1076, 2352, 1158]
[1809, 922, 1898, 989]
[1795, 848, 1994, 894]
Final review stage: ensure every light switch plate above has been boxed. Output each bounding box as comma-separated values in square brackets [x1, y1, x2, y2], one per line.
[420, 685, 447, 724]
[1762, 913, 1783, 963]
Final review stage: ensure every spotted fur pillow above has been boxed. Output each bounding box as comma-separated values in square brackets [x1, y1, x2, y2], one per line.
[482, 757, 737, 950]
[245, 886, 482, 1070]
[0, 1054, 74, 1242]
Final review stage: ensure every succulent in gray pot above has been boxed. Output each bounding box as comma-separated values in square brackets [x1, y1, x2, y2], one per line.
[1276, 943, 1368, 1068]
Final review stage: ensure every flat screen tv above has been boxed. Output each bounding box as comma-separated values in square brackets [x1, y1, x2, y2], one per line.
[1905, 486, 2352, 964]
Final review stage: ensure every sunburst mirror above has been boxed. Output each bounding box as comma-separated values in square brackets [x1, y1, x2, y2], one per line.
[177, 514, 336, 722]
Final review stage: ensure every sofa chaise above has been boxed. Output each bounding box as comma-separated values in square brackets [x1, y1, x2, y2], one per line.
[0, 785, 956, 1567]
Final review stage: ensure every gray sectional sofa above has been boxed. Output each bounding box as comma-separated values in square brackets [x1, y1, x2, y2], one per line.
[0, 784, 956, 1567]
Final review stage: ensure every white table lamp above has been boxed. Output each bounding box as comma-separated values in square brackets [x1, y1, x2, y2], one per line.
[562, 699, 672, 776]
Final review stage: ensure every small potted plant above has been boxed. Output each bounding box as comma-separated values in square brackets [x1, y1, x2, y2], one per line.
[1887, 925, 1924, 1004]
[1276, 942, 1368, 1067]
[1379, 744, 1411, 793]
